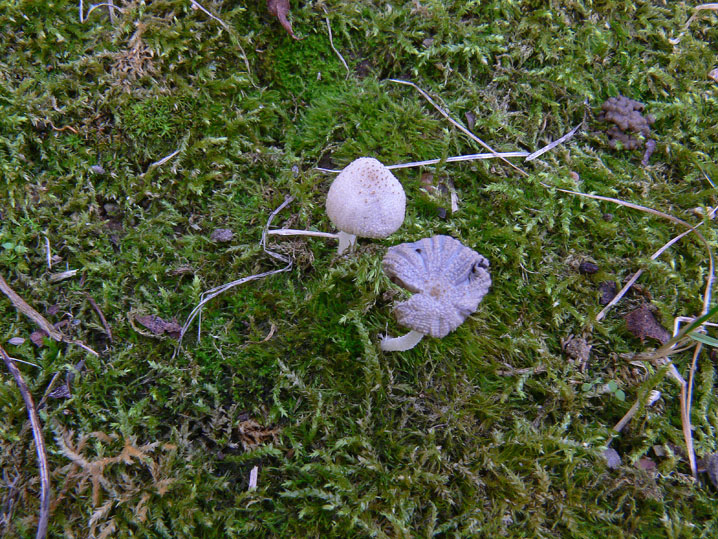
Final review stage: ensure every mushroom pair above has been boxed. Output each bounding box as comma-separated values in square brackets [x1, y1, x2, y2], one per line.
[268, 157, 406, 254]
[380, 235, 491, 351]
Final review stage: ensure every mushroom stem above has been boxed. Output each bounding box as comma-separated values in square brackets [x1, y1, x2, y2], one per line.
[380, 330, 425, 352]
[336, 230, 357, 255]
[266, 229, 340, 240]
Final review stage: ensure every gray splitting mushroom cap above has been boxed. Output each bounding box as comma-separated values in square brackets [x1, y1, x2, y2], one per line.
[326, 157, 406, 253]
[382, 235, 491, 340]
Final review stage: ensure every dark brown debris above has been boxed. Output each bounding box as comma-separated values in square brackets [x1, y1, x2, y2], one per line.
[625, 305, 671, 344]
[135, 315, 182, 339]
[579, 261, 599, 274]
[598, 281, 617, 305]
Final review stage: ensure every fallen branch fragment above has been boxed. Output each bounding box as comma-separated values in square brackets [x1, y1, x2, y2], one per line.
[0, 275, 64, 341]
[0, 345, 51, 539]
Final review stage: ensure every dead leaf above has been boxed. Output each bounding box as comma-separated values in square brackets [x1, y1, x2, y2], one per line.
[135, 315, 182, 339]
[625, 305, 671, 344]
[267, 0, 298, 39]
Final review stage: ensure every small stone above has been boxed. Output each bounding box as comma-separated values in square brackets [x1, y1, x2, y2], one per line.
[602, 213, 613, 222]
[437, 207, 447, 219]
[7, 337, 25, 346]
[90, 165, 106, 175]
[210, 228, 234, 242]
[579, 261, 599, 274]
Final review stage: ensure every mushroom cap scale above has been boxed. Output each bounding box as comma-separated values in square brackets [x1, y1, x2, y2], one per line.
[383, 235, 491, 338]
[326, 157, 406, 239]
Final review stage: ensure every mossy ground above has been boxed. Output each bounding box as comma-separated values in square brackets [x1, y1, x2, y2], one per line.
[1, 0, 718, 536]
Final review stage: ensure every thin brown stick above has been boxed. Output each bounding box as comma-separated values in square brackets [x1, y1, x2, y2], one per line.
[84, 293, 113, 342]
[0, 346, 51, 539]
[0, 275, 63, 341]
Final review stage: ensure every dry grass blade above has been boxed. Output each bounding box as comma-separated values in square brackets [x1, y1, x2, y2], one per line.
[388, 78, 530, 177]
[315, 152, 530, 173]
[525, 123, 582, 162]
[670, 3, 718, 44]
[0, 345, 51, 539]
[174, 197, 295, 355]
[556, 188, 715, 319]
[323, 7, 348, 73]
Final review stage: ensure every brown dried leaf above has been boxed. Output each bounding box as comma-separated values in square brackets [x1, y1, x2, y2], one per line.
[267, 0, 297, 39]
[135, 315, 167, 335]
[135, 315, 181, 339]
[625, 305, 671, 344]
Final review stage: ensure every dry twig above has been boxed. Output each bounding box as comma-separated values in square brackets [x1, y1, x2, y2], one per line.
[84, 293, 113, 342]
[0, 274, 64, 342]
[0, 346, 51, 539]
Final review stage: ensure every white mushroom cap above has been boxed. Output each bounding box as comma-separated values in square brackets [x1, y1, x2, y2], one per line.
[383, 235, 491, 340]
[326, 157, 406, 241]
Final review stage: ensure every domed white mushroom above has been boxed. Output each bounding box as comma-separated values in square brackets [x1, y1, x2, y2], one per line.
[380, 235, 491, 352]
[326, 157, 406, 254]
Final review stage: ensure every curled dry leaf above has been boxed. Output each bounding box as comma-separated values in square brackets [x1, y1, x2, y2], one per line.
[625, 305, 671, 344]
[267, 0, 297, 39]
